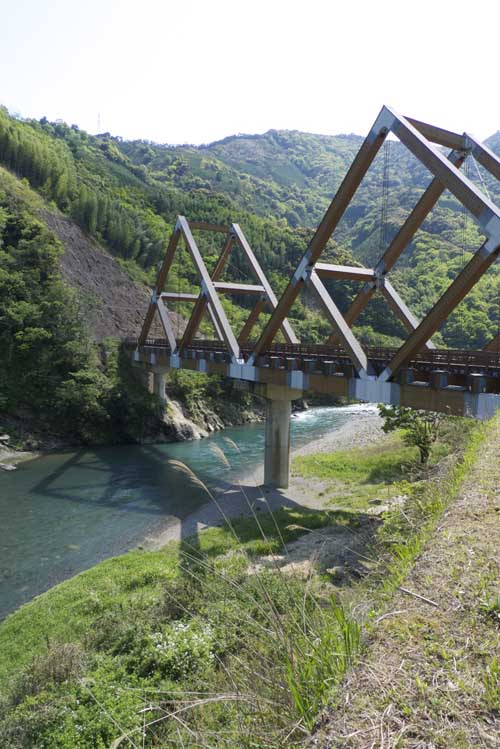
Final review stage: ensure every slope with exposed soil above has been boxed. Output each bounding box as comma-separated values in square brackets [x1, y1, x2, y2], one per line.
[42, 210, 186, 342]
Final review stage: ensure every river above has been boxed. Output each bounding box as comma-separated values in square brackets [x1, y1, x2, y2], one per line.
[0, 404, 374, 620]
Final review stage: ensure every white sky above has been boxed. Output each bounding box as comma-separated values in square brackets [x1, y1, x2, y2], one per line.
[2, 0, 500, 145]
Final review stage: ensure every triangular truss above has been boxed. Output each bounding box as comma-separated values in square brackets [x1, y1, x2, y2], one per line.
[139, 217, 298, 360]
[248, 105, 500, 379]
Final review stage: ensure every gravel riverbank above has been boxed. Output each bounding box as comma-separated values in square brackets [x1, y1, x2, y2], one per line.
[0, 445, 37, 471]
[145, 406, 384, 550]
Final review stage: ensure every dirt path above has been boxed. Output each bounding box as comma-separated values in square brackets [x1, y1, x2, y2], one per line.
[312, 418, 500, 748]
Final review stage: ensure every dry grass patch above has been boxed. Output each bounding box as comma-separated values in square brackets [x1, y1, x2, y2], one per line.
[311, 417, 500, 748]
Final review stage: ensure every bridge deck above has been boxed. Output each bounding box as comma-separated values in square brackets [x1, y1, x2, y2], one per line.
[126, 338, 500, 420]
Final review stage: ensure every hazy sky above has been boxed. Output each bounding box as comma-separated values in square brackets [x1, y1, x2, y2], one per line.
[2, 0, 499, 145]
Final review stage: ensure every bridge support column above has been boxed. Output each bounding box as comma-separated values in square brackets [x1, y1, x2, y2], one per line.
[133, 366, 153, 393]
[264, 399, 291, 489]
[153, 370, 167, 403]
[263, 385, 302, 489]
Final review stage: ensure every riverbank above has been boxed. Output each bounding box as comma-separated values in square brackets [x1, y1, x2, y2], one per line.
[0, 411, 485, 748]
[0, 395, 350, 471]
[310, 417, 500, 748]
[0, 385, 265, 468]
[0, 444, 37, 471]
[144, 405, 384, 550]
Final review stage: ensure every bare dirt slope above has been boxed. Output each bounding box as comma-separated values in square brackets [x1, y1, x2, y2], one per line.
[312, 418, 500, 748]
[42, 211, 185, 341]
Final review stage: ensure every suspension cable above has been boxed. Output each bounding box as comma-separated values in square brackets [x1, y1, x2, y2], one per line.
[471, 152, 491, 202]
[461, 156, 470, 268]
[379, 140, 391, 254]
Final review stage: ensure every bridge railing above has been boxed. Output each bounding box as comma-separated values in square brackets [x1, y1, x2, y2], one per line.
[125, 336, 500, 376]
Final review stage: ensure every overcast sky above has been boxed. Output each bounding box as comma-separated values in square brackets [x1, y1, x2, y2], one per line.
[2, 0, 499, 145]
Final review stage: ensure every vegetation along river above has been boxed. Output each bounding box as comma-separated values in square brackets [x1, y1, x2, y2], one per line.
[0, 405, 375, 619]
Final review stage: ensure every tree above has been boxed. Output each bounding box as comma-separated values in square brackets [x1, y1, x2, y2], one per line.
[378, 404, 440, 464]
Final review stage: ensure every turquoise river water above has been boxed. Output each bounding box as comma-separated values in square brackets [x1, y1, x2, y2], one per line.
[0, 404, 374, 620]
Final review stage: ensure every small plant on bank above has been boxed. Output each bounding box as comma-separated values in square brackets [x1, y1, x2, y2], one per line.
[483, 657, 500, 714]
[480, 593, 500, 624]
[378, 404, 441, 464]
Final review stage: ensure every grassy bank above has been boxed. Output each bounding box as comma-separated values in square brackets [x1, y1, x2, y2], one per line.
[0, 416, 487, 747]
[310, 415, 499, 748]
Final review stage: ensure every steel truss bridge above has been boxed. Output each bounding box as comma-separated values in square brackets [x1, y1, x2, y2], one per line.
[127, 106, 500, 487]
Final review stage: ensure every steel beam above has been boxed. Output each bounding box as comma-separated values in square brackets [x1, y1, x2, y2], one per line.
[328, 148, 467, 344]
[213, 281, 265, 295]
[238, 297, 267, 344]
[161, 292, 198, 302]
[250, 106, 391, 359]
[306, 271, 368, 373]
[210, 233, 235, 280]
[207, 303, 224, 341]
[388, 107, 500, 234]
[139, 225, 182, 344]
[177, 217, 240, 360]
[179, 295, 208, 350]
[315, 263, 375, 281]
[380, 240, 500, 381]
[380, 279, 435, 349]
[230, 223, 298, 345]
[465, 133, 500, 182]
[376, 149, 467, 273]
[156, 297, 177, 352]
[178, 228, 234, 351]
[405, 117, 466, 150]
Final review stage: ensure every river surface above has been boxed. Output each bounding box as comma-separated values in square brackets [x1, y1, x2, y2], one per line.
[0, 404, 374, 620]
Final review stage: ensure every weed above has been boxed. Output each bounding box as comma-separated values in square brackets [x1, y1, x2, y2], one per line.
[8, 643, 86, 708]
[480, 593, 500, 625]
[483, 657, 500, 713]
[285, 600, 360, 732]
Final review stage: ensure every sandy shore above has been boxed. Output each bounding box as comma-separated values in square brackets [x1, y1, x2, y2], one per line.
[144, 406, 384, 550]
[0, 445, 37, 471]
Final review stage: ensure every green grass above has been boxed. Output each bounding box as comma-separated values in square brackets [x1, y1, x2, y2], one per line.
[292, 435, 449, 510]
[0, 507, 335, 688]
[484, 657, 500, 713]
[0, 504, 362, 748]
[0, 418, 485, 747]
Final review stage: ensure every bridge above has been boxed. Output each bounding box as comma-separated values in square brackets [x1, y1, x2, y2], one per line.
[127, 105, 500, 488]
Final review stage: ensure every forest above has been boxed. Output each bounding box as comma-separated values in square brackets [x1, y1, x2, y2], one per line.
[1, 105, 500, 441]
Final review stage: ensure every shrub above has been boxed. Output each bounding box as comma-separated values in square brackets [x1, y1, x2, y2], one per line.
[378, 404, 440, 464]
[125, 619, 216, 681]
[8, 643, 86, 707]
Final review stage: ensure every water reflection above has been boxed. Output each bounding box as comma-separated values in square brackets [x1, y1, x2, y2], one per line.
[0, 404, 376, 618]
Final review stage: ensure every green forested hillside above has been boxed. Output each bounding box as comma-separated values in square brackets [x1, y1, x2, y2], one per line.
[1, 104, 500, 363]
[0, 166, 167, 443]
[116, 128, 500, 348]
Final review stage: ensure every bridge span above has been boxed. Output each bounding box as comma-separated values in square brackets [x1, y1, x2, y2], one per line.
[127, 106, 500, 488]
[127, 337, 500, 487]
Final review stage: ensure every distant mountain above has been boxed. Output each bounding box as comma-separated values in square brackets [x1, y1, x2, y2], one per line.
[1, 105, 500, 354]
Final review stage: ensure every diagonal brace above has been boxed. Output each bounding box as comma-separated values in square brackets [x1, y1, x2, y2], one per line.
[380, 279, 435, 349]
[306, 271, 368, 374]
[380, 239, 500, 381]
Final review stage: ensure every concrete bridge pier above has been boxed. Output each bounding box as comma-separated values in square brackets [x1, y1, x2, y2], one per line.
[152, 369, 167, 404]
[263, 385, 302, 489]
